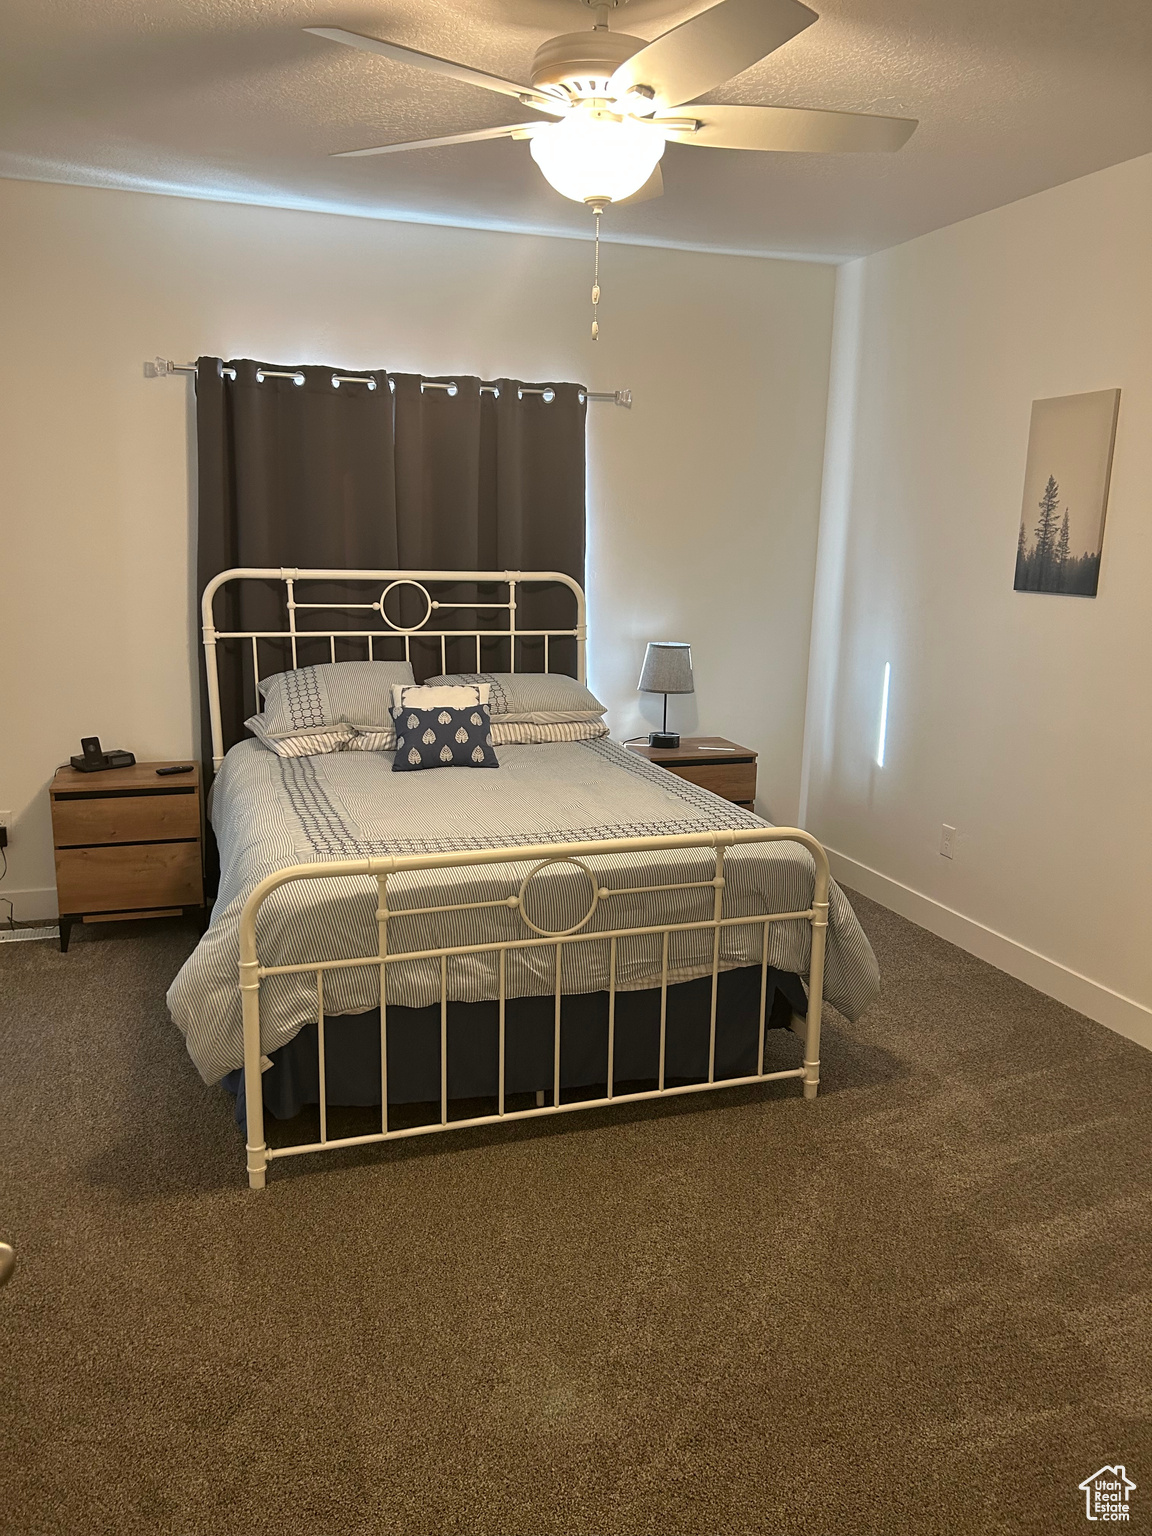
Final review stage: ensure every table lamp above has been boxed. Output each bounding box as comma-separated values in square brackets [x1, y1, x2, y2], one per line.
[638, 641, 693, 748]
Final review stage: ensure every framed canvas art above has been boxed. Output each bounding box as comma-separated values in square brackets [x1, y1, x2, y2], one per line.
[1014, 388, 1120, 597]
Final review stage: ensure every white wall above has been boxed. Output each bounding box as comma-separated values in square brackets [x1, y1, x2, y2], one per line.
[0, 177, 836, 917]
[801, 152, 1152, 1047]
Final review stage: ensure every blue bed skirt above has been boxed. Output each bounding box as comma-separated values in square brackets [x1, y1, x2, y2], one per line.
[223, 966, 807, 1124]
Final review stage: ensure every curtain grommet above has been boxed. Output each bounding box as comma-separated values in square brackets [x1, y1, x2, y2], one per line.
[255, 368, 305, 386]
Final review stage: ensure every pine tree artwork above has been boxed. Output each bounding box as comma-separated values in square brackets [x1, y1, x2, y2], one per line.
[1055, 509, 1070, 584]
[1031, 475, 1062, 590]
[1013, 390, 1120, 598]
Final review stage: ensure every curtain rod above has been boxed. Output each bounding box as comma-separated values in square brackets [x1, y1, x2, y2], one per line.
[144, 358, 631, 408]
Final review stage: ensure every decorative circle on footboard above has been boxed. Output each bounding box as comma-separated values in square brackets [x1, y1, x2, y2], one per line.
[516, 857, 601, 938]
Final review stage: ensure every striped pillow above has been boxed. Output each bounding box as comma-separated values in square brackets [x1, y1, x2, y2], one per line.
[425, 672, 605, 723]
[347, 720, 607, 751]
[256, 659, 415, 747]
[245, 714, 356, 758]
[346, 726, 396, 752]
[489, 720, 609, 745]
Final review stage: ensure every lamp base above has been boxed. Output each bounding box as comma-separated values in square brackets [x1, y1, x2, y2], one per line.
[648, 731, 680, 749]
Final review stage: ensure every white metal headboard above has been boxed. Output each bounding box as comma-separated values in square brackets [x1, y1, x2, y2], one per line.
[202, 567, 587, 770]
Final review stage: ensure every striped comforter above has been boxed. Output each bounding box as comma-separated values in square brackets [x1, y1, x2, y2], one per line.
[167, 738, 880, 1084]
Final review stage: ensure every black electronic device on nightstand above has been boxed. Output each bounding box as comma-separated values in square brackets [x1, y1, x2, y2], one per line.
[70, 736, 136, 773]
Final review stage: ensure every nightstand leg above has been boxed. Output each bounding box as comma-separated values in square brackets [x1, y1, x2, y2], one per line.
[59, 918, 73, 953]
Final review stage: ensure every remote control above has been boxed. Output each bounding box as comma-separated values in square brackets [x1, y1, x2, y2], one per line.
[156, 765, 194, 776]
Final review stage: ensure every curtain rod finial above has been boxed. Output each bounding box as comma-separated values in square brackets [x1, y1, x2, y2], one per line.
[145, 357, 197, 376]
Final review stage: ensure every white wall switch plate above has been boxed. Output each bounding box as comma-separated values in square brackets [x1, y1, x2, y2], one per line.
[940, 824, 956, 859]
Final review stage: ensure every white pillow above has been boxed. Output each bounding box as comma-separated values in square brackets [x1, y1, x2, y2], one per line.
[390, 682, 490, 712]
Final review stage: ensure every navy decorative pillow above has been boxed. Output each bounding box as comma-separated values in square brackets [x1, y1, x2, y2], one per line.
[392, 705, 499, 772]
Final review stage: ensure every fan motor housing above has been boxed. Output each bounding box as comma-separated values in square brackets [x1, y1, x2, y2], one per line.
[531, 31, 645, 97]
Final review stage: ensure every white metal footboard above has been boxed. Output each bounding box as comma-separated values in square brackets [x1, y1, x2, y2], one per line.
[237, 826, 831, 1189]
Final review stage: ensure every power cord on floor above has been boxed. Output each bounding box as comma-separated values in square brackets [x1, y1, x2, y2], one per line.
[0, 845, 14, 932]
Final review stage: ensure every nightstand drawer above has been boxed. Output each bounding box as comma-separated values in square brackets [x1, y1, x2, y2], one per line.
[55, 842, 203, 915]
[52, 790, 200, 848]
[667, 760, 756, 802]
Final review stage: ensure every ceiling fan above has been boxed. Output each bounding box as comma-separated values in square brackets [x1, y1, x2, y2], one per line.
[306, 0, 917, 335]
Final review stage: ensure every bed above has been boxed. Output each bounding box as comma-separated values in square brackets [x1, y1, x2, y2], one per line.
[169, 568, 880, 1187]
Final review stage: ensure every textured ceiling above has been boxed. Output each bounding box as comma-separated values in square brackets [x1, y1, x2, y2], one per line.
[2, 0, 1151, 259]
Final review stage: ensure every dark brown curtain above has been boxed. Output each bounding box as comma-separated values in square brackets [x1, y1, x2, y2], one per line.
[196, 357, 397, 773]
[390, 374, 586, 677]
[196, 358, 586, 768]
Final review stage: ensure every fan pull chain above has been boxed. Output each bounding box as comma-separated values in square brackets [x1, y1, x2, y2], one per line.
[591, 205, 601, 341]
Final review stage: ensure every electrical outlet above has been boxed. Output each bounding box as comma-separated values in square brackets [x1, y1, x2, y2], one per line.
[940, 824, 956, 859]
[0, 812, 10, 850]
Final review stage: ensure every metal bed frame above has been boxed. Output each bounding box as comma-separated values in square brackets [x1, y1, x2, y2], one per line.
[202, 569, 829, 1189]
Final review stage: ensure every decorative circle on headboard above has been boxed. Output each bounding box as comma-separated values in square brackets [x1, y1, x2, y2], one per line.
[378, 579, 434, 634]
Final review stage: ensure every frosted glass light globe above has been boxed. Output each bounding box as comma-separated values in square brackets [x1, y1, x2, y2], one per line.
[530, 111, 665, 204]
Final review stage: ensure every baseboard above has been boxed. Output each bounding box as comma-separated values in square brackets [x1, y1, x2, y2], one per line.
[826, 849, 1152, 1053]
[7, 864, 1149, 1051]
[2, 887, 59, 923]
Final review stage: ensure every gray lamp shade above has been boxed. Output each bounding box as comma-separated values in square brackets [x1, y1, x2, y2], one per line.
[638, 642, 694, 695]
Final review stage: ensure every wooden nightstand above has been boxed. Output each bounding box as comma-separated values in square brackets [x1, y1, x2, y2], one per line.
[624, 737, 757, 811]
[50, 761, 205, 952]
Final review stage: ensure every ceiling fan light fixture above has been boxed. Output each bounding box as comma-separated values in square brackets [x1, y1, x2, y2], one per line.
[529, 110, 665, 204]
[613, 84, 657, 117]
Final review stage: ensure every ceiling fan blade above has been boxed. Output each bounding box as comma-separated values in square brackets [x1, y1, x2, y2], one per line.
[608, 0, 817, 112]
[333, 123, 537, 158]
[614, 164, 664, 205]
[658, 103, 917, 152]
[304, 27, 565, 113]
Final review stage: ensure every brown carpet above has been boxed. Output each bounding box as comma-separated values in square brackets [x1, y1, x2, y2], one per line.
[1, 891, 1149, 1536]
